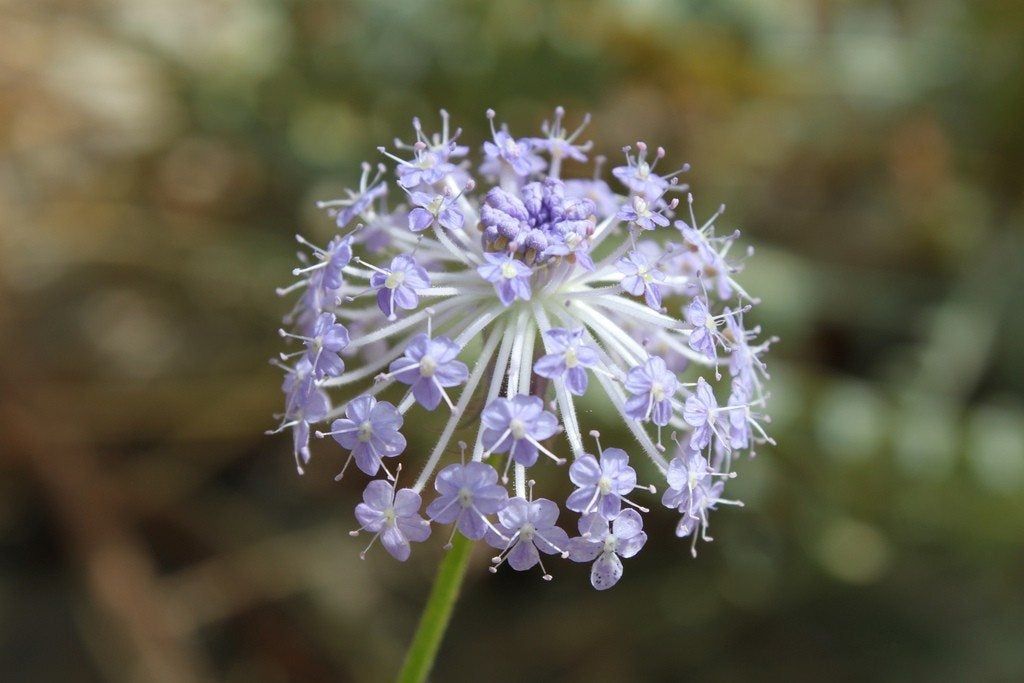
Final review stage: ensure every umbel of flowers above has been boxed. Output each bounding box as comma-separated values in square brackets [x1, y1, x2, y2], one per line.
[271, 108, 774, 590]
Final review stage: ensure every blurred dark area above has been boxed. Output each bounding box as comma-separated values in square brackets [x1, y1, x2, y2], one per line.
[2, 0, 1023, 681]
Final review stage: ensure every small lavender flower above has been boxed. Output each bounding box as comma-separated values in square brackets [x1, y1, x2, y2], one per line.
[476, 252, 532, 306]
[487, 496, 570, 579]
[482, 110, 545, 178]
[612, 141, 686, 199]
[481, 395, 563, 469]
[293, 312, 350, 379]
[567, 509, 647, 590]
[408, 188, 466, 233]
[320, 395, 406, 479]
[427, 462, 509, 542]
[370, 255, 430, 320]
[530, 106, 592, 170]
[378, 114, 463, 189]
[617, 194, 674, 231]
[684, 296, 728, 365]
[282, 235, 352, 300]
[275, 360, 329, 474]
[682, 376, 724, 450]
[386, 333, 469, 411]
[624, 356, 678, 426]
[319, 162, 389, 228]
[566, 442, 650, 519]
[353, 478, 431, 561]
[726, 379, 775, 452]
[663, 450, 715, 502]
[617, 250, 666, 310]
[724, 307, 773, 393]
[661, 451, 741, 556]
[533, 327, 599, 395]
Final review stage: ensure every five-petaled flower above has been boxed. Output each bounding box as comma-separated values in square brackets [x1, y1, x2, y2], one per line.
[568, 509, 648, 590]
[321, 395, 406, 478]
[617, 250, 666, 310]
[370, 255, 430, 321]
[487, 496, 570, 580]
[624, 356, 679, 426]
[386, 333, 469, 411]
[427, 462, 509, 542]
[477, 252, 532, 306]
[533, 327, 600, 395]
[481, 396, 562, 469]
[566, 446, 648, 520]
[353, 478, 432, 561]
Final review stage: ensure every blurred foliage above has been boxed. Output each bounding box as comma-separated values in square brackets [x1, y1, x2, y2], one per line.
[1, 0, 1023, 681]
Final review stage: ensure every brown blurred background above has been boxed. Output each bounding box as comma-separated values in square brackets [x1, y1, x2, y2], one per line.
[2, 0, 1023, 681]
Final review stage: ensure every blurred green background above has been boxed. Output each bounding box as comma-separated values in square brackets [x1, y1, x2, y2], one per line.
[2, 0, 1023, 681]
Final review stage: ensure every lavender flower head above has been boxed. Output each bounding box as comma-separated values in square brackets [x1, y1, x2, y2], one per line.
[270, 108, 775, 588]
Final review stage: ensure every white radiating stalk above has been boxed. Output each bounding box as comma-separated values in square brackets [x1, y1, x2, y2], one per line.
[412, 324, 503, 493]
[503, 309, 533, 498]
[345, 296, 471, 350]
[472, 317, 517, 462]
[533, 303, 585, 459]
[513, 313, 536, 499]
[504, 309, 530, 396]
[569, 301, 646, 364]
[573, 292, 682, 331]
[320, 304, 469, 387]
[432, 222, 481, 267]
[454, 307, 504, 347]
[551, 305, 668, 473]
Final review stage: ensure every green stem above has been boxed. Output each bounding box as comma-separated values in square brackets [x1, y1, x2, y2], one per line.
[395, 533, 474, 683]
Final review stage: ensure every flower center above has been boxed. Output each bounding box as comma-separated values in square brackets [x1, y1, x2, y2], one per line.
[501, 262, 518, 279]
[651, 382, 665, 401]
[519, 523, 535, 542]
[358, 420, 374, 442]
[385, 271, 405, 289]
[383, 507, 396, 525]
[419, 355, 437, 377]
[564, 347, 579, 368]
[509, 418, 527, 440]
[457, 487, 473, 507]
[429, 196, 444, 214]
[598, 476, 612, 494]
[603, 534, 618, 554]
